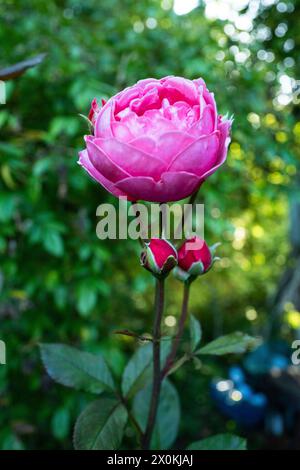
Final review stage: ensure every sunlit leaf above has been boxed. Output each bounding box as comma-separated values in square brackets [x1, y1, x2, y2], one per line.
[196, 332, 260, 356]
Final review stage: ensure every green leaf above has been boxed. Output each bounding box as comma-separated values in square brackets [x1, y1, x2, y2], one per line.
[196, 332, 260, 356]
[51, 407, 70, 440]
[187, 434, 247, 450]
[76, 284, 97, 316]
[133, 380, 180, 449]
[49, 116, 80, 139]
[121, 343, 152, 399]
[43, 231, 64, 257]
[190, 314, 202, 352]
[121, 341, 170, 399]
[2, 434, 25, 450]
[40, 343, 115, 394]
[193, 356, 202, 370]
[73, 398, 128, 450]
[0, 194, 17, 222]
[166, 354, 189, 376]
[33, 157, 53, 177]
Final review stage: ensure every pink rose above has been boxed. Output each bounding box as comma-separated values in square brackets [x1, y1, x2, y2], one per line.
[141, 238, 178, 277]
[177, 236, 213, 278]
[79, 76, 231, 202]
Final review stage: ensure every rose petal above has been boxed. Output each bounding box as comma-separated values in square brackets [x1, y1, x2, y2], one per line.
[128, 136, 157, 154]
[78, 150, 130, 198]
[128, 131, 195, 164]
[112, 121, 134, 142]
[118, 111, 147, 138]
[94, 99, 115, 138]
[94, 137, 167, 180]
[137, 78, 159, 89]
[114, 86, 140, 113]
[198, 119, 232, 181]
[141, 109, 176, 138]
[161, 77, 198, 104]
[218, 118, 232, 149]
[85, 137, 130, 183]
[154, 131, 195, 164]
[115, 171, 200, 202]
[168, 131, 220, 176]
[129, 88, 160, 115]
[190, 105, 215, 137]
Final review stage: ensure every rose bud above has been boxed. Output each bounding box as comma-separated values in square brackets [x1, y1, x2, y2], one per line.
[141, 238, 178, 278]
[87, 98, 107, 127]
[175, 236, 218, 282]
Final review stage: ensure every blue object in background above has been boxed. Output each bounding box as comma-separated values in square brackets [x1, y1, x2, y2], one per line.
[211, 366, 267, 428]
[237, 383, 253, 400]
[265, 411, 284, 436]
[270, 354, 289, 370]
[244, 342, 290, 376]
[251, 393, 267, 408]
[211, 342, 294, 434]
[229, 366, 245, 384]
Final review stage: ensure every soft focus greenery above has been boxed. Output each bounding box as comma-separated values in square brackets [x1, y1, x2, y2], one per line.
[0, 0, 299, 449]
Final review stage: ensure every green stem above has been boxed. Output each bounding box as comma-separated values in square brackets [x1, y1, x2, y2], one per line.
[141, 277, 165, 450]
[161, 282, 190, 379]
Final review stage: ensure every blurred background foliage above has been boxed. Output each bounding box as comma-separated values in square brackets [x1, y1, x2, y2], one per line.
[0, 0, 299, 450]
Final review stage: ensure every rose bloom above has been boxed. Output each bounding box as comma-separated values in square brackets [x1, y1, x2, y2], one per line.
[79, 76, 231, 202]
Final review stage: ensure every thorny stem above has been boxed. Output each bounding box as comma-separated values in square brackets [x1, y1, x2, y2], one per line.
[161, 282, 190, 379]
[141, 277, 165, 450]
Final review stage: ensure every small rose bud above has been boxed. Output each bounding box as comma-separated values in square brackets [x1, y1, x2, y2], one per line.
[88, 98, 101, 126]
[141, 238, 178, 278]
[175, 236, 218, 282]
